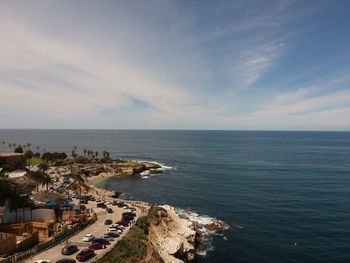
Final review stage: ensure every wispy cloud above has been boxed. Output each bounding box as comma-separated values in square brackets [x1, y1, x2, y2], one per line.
[0, 1, 349, 130]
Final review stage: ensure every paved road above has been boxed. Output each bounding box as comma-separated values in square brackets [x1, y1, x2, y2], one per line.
[25, 200, 139, 263]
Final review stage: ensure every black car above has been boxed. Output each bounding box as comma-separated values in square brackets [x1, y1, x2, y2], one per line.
[97, 202, 107, 208]
[61, 244, 79, 255]
[92, 238, 110, 245]
[117, 202, 125, 208]
[104, 219, 113, 225]
[106, 232, 119, 238]
[56, 259, 76, 263]
[106, 208, 113, 213]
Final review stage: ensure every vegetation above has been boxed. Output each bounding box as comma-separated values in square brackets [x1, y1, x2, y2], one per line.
[14, 145, 24, 153]
[30, 156, 44, 165]
[27, 170, 46, 192]
[97, 220, 148, 263]
[42, 152, 68, 162]
[38, 162, 52, 190]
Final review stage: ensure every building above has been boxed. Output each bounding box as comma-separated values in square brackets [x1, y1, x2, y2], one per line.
[0, 152, 25, 166]
[0, 232, 17, 255]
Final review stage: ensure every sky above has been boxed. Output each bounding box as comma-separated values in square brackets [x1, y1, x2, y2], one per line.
[1, 0, 350, 130]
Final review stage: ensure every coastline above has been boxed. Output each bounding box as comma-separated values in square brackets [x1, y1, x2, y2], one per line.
[45, 157, 229, 262]
[84, 167, 229, 263]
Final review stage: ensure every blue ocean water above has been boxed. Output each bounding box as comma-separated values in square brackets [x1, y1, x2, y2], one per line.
[1, 130, 350, 262]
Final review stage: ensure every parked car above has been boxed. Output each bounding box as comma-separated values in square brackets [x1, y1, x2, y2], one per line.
[106, 231, 119, 238]
[83, 234, 94, 242]
[101, 234, 114, 241]
[111, 223, 124, 230]
[117, 202, 125, 207]
[108, 227, 122, 234]
[116, 220, 129, 227]
[76, 249, 95, 262]
[56, 259, 76, 263]
[88, 243, 105, 250]
[35, 260, 51, 263]
[106, 208, 113, 213]
[92, 238, 110, 245]
[112, 201, 118, 206]
[97, 202, 107, 208]
[104, 219, 113, 225]
[61, 244, 78, 255]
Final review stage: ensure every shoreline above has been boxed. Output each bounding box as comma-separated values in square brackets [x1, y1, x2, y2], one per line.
[46, 157, 228, 262]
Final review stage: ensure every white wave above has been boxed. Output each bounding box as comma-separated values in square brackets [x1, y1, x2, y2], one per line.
[140, 170, 150, 176]
[176, 209, 229, 231]
[173, 208, 229, 257]
[141, 176, 149, 179]
[138, 160, 176, 171]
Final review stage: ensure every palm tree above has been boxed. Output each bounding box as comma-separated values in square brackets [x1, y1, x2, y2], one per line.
[28, 171, 45, 192]
[38, 162, 51, 190]
[83, 149, 87, 156]
[36, 146, 40, 151]
[26, 143, 31, 149]
[8, 143, 12, 149]
[95, 151, 99, 157]
[13, 143, 16, 147]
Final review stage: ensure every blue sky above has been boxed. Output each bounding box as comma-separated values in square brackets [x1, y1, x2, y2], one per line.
[1, 0, 350, 130]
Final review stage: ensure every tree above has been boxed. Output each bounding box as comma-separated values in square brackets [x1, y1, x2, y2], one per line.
[38, 162, 51, 191]
[26, 143, 31, 149]
[14, 146, 24, 153]
[24, 150, 34, 171]
[28, 170, 45, 192]
[95, 151, 99, 157]
[102, 151, 111, 158]
[83, 149, 87, 156]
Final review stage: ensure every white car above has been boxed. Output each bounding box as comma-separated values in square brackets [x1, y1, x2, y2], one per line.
[35, 260, 51, 263]
[83, 234, 94, 242]
[111, 223, 124, 229]
[108, 228, 122, 234]
[105, 201, 111, 205]
[101, 234, 114, 241]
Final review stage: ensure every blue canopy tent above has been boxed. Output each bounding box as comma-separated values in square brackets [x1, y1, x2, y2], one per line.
[47, 200, 56, 206]
[65, 197, 73, 203]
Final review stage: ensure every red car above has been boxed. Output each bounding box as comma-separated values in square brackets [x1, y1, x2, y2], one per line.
[76, 249, 95, 261]
[88, 243, 105, 250]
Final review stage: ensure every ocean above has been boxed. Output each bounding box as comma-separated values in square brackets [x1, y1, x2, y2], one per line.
[1, 130, 350, 262]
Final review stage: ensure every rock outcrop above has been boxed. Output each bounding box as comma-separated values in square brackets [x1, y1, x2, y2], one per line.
[147, 206, 197, 263]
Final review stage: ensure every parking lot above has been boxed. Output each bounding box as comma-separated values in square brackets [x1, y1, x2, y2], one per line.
[25, 198, 139, 263]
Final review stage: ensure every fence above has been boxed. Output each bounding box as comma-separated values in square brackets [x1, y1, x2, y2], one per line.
[0, 212, 97, 263]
